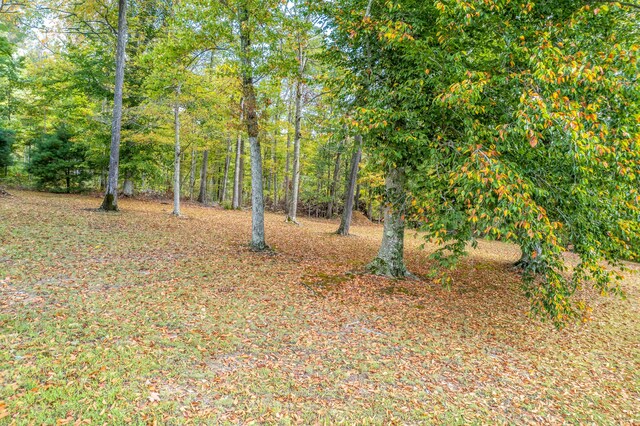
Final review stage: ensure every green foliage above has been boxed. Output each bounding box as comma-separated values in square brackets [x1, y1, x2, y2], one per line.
[0, 23, 23, 125]
[417, 0, 640, 326]
[27, 127, 90, 193]
[0, 128, 14, 170]
[323, 0, 640, 326]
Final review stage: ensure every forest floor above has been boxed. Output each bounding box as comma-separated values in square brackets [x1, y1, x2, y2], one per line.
[1, 191, 638, 425]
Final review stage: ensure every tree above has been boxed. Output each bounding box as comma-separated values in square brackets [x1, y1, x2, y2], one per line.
[0, 25, 22, 125]
[321, 0, 414, 272]
[220, 134, 232, 203]
[418, 0, 640, 325]
[326, 139, 343, 218]
[323, 0, 640, 326]
[33, 0, 174, 201]
[367, 166, 408, 276]
[0, 128, 14, 174]
[100, 0, 128, 211]
[336, 134, 362, 235]
[27, 127, 88, 192]
[172, 83, 181, 216]
[232, 100, 244, 209]
[198, 149, 208, 203]
[238, 2, 268, 250]
[285, 29, 308, 224]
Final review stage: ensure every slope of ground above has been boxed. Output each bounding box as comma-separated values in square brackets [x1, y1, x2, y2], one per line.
[0, 191, 638, 424]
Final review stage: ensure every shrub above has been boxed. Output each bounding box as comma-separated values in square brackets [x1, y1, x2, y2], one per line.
[27, 127, 90, 193]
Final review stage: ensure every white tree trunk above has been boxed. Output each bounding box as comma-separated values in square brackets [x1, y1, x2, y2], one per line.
[232, 134, 242, 209]
[286, 77, 303, 223]
[283, 98, 293, 211]
[233, 135, 243, 209]
[221, 134, 232, 203]
[271, 124, 278, 210]
[286, 39, 307, 223]
[172, 87, 181, 216]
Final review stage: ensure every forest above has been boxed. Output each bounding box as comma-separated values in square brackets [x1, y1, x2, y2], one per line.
[0, 0, 639, 423]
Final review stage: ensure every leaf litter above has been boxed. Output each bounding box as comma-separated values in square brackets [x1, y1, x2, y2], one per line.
[0, 191, 638, 424]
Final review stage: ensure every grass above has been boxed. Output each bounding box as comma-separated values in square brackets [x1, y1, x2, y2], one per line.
[0, 191, 638, 425]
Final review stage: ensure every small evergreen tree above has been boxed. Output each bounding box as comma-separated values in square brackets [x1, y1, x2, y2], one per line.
[0, 129, 14, 176]
[27, 127, 89, 193]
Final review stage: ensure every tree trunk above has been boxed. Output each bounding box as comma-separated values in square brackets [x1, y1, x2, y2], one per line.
[122, 171, 133, 197]
[248, 136, 266, 249]
[337, 135, 362, 236]
[515, 245, 543, 269]
[283, 98, 293, 212]
[271, 125, 278, 210]
[366, 166, 408, 277]
[367, 186, 373, 220]
[240, 5, 267, 251]
[327, 149, 342, 218]
[210, 169, 217, 204]
[232, 133, 242, 209]
[179, 150, 189, 190]
[287, 48, 305, 224]
[231, 99, 244, 209]
[239, 138, 245, 206]
[101, 0, 127, 211]
[198, 150, 208, 203]
[189, 148, 196, 201]
[221, 134, 232, 203]
[263, 144, 270, 196]
[172, 87, 181, 216]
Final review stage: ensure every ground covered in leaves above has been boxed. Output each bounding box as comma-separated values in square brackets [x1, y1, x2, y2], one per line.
[1, 191, 638, 425]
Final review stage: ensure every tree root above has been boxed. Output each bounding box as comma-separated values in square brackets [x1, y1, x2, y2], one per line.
[365, 257, 416, 280]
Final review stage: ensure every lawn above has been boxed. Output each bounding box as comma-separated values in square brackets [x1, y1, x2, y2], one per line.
[1, 191, 638, 425]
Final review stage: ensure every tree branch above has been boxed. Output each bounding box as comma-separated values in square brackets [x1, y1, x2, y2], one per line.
[0, 1, 25, 13]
